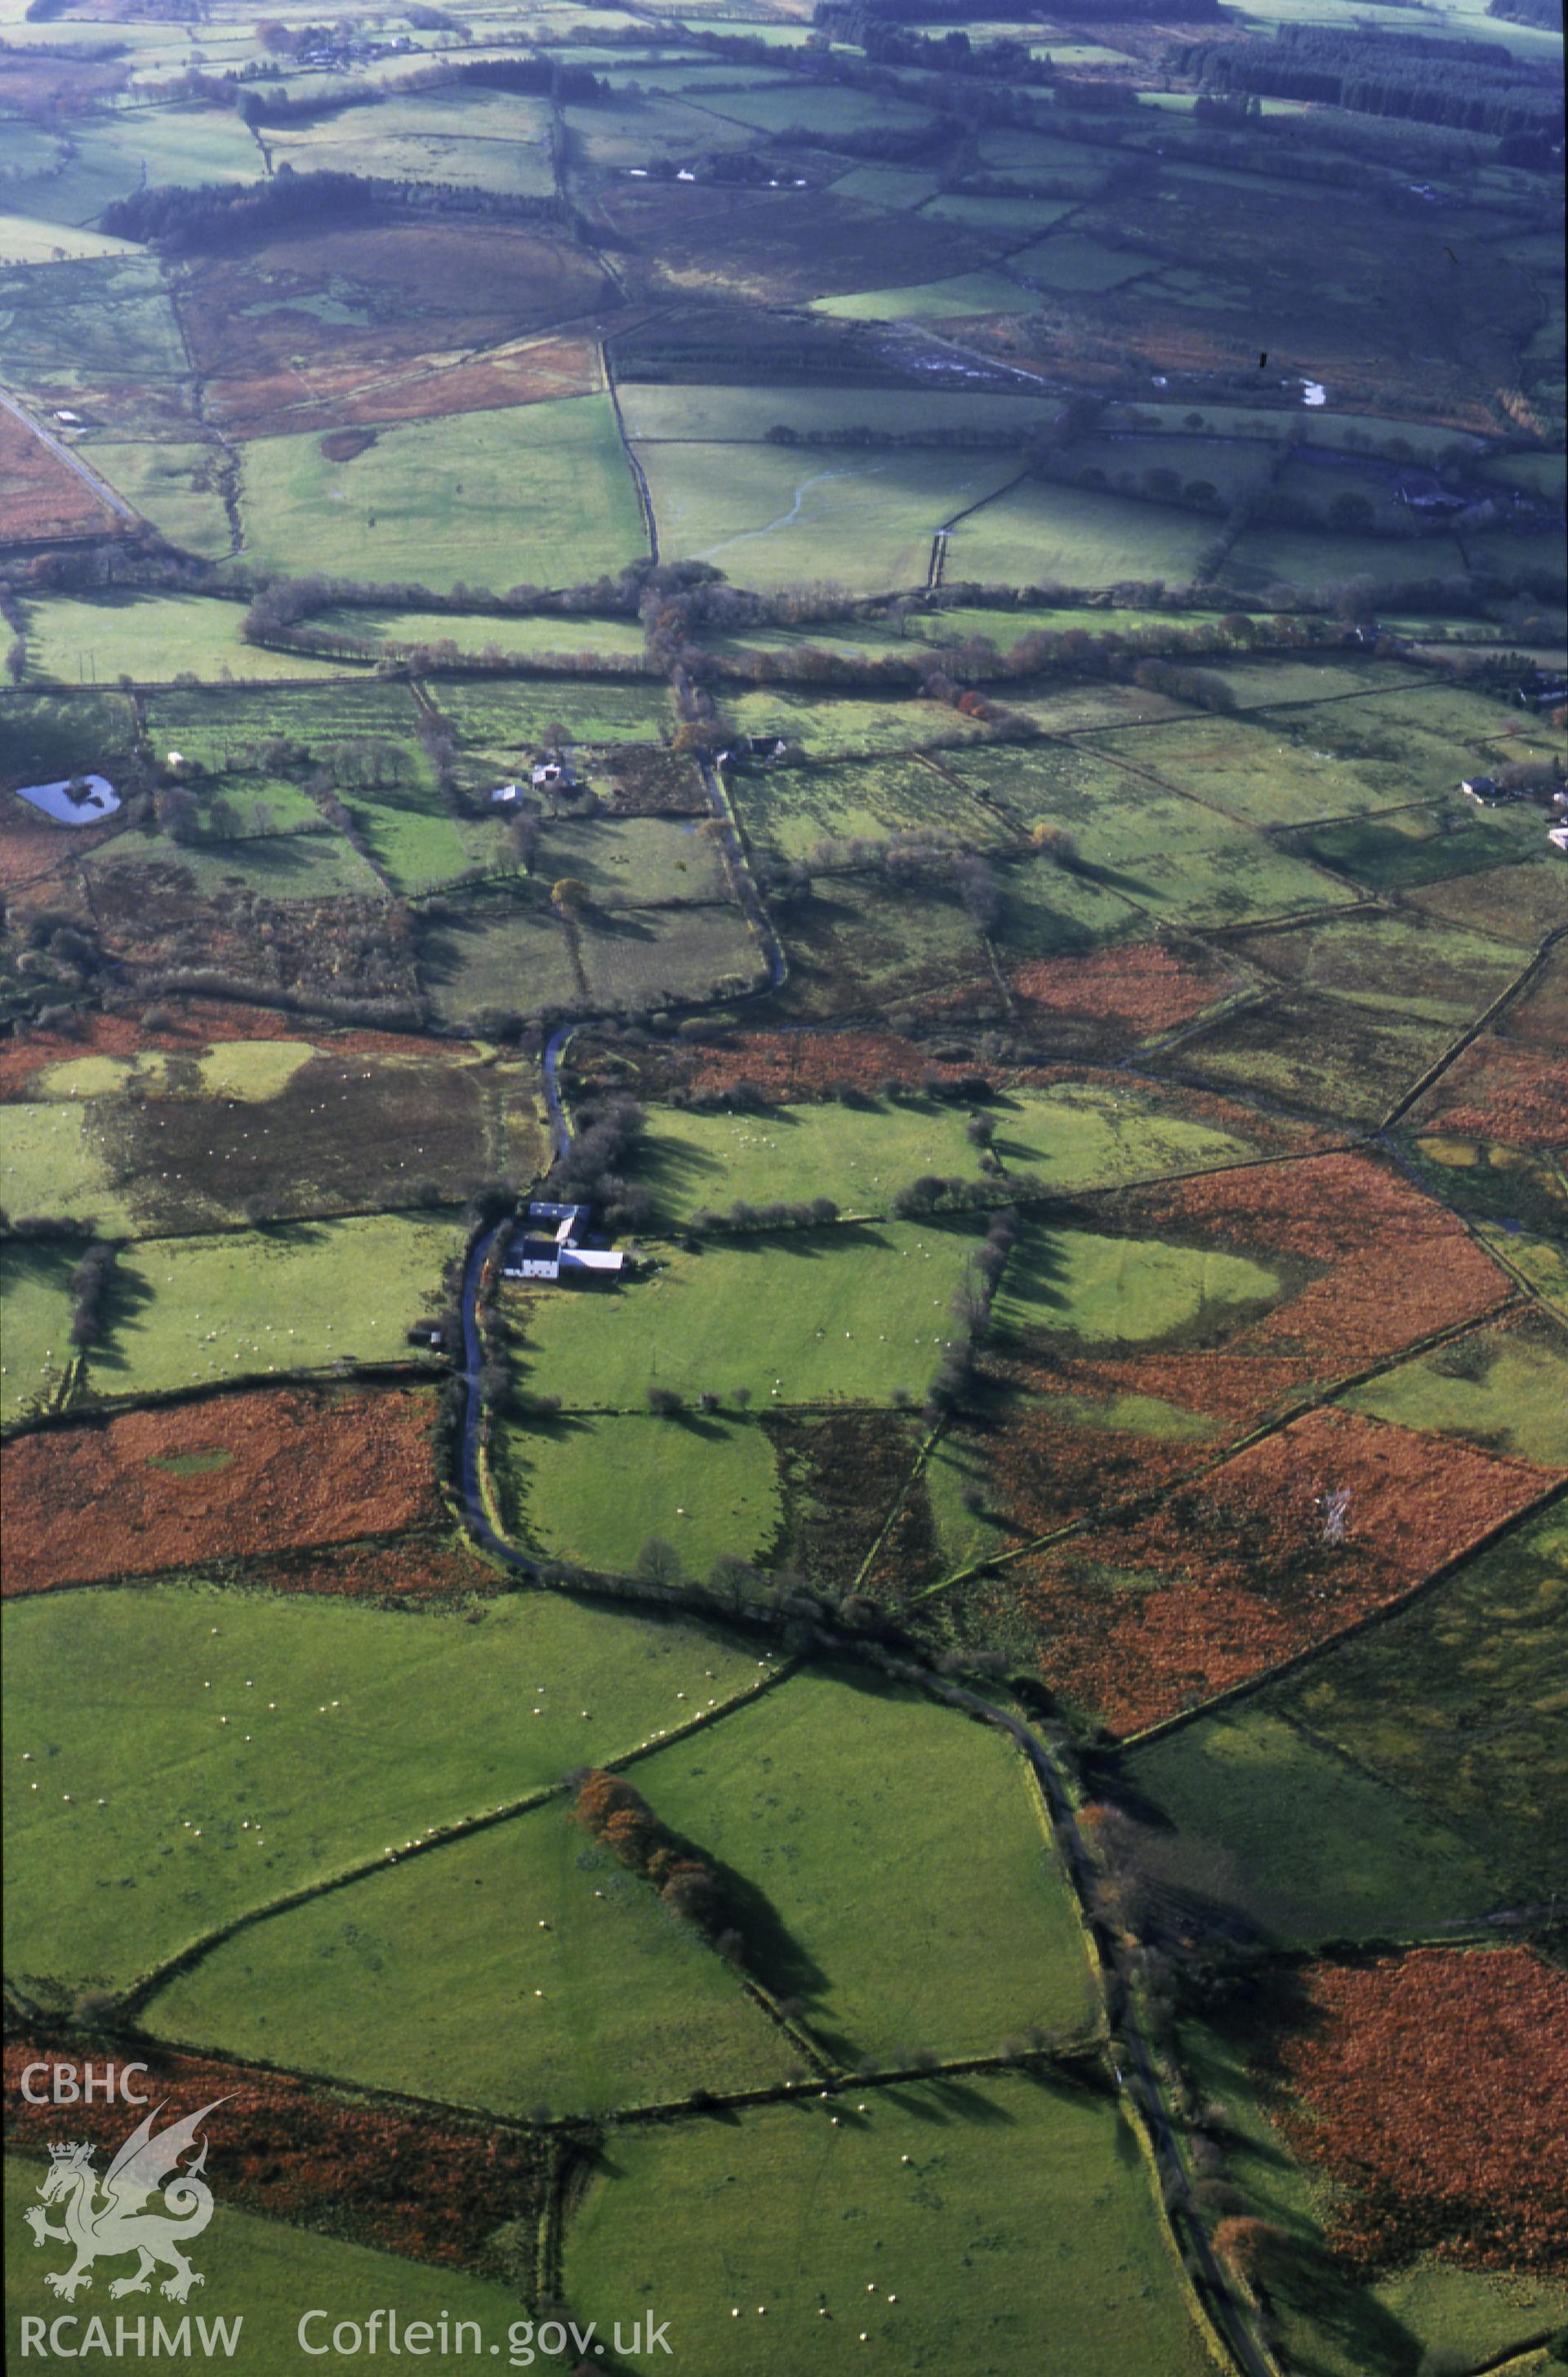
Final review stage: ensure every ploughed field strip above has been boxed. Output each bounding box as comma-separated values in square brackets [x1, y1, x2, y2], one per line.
[2, 6, 1565, 2375]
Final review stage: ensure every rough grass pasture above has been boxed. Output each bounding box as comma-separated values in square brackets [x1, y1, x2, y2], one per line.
[87, 1215, 462, 1399]
[507, 1222, 984, 1412]
[240, 399, 647, 594]
[617, 384, 1059, 441]
[26, 586, 344, 685]
[1254, 1510, 1568, 1902]
[145, 1793, 795, 2120]
[728, 752, 1009, 861]
[634, 1667, 1095, 2061]
[2, 1581, 764, 1991]
[540, 814, 728, 906]
[313, 607, 652, 665]
[417, 894, 576, 1028]
[637, 440, 1025, 592]
[1339, 1321, 1568, 1464]
[574, 903, 764, 1011]
[766, 876, 991, 1018]
[946, 753, 1356, 929]
[498, 1412, 782, 1576]
[565, 2075, 1211, 2377]
[86, 441, 234, 560]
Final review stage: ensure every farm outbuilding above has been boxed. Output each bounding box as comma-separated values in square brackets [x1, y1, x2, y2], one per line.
[501, 1202, 624, 1284]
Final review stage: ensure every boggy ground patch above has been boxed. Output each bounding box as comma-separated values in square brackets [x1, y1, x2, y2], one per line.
[1270, 1949, 1568, 2275]
[3, 2037, 546, 2272]
[1, 1384, 441, 1594]
[972, 1407, 1557, 1734]
[765, 1407, 933, 1602]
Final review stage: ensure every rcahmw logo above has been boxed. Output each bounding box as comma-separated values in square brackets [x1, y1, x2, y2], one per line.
[19, 2097, 243, 2358]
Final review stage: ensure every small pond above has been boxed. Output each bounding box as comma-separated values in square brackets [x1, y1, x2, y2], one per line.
[13, 774, 119, 824]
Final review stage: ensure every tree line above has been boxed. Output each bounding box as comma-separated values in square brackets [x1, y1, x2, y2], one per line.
[1178, 26, 1563, 139]
[102, 169, 575, 252]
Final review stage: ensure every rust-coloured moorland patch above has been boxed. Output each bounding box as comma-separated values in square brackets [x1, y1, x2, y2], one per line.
[1134, 1150, 1512, 1369]
[999, 1407, 1555, 1733]
[1409, 1039, 1568, 1151]
[688, 1029, 984, 1103]
[4, 2038, 546, 2272]
[211, 332, 604, 441]
[0, 803, 121, 890]
[1009, 940, 1236, 1042]
[238, 1529, 499, 1601]
[1, 1386, 441, 1595]
[1272, 1949, 1568, 2274]
[182, 221, 609, 394]
[0, 407, 119, 542]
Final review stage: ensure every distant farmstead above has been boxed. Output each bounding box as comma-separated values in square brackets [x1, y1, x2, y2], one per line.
[501, 1202, 625, 1285]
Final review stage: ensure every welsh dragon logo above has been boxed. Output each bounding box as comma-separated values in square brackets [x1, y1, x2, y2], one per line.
[24, 2099, 227, 2304]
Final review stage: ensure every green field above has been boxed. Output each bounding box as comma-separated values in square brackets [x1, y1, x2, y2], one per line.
[506, 1221, 984, 1412]
[812, 271, 1041, 323]
[942, 479, 1214, 592]
[499, 1411, 783, 1575]
[1128, 1705, 1500, 1943]
[992, 1221, 1281, 1348]
[638, 440, 1027, 593]
[635, 1085, 1259, 1223]
[239, 399, 648, 594]
[565, 2074, 1211, 2377]
[629, 1666, 1097, 2061]
[724, 687, 982, 760]
[145, 1788, 795, 2118]
[313, 606, 653, 664]
[4, 2161, 532, 2377]
[435, 676, 672, 749]
[3, 1036, 541, 1238]
[87, 1215, 463, 1399]
[1132, 1505, 1568, 1939]
[1341, 1322, 1568, 1468]
[84, 822, 387, 903]
[0, 1240, 76, 1425]
[86, 441, 234, 560]
[617, 384, 1059, 442]
[2, 1581, 766, 1993]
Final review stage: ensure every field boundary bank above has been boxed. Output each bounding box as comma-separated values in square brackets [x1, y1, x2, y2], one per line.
[602, 342, 658, 564]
